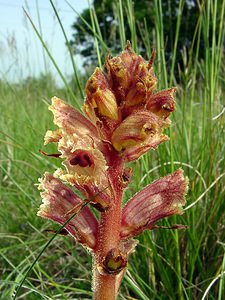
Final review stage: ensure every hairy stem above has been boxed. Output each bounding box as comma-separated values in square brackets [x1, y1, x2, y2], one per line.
[93, 158, 124, 300]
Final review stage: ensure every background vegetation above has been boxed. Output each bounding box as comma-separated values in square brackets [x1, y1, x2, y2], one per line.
[0, 0, 224, 299]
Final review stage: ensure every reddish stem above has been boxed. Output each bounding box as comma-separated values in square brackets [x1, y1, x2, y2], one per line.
[93, 157, 124, 300]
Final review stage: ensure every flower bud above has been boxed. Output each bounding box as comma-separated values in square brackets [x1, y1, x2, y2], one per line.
[85, 68, 119, 120]
[125, 81, 146, 107]
[125, 64, 157, 107]
[107, 55, 131, 92]
[99, 248, 127, 275]
[97, 239, 138, 275]
[86, 67, 107, 95]
[91, 88, 118, 120]
[106, 43, 157, 106]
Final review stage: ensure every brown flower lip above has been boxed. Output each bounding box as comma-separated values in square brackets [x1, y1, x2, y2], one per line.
[69, 150, 94, 167]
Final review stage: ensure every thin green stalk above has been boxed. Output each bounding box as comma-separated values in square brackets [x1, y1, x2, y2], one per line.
[210, 0, 217, 112]
[92, 4, 110, 62]
[146, 232, 174, 296]
[218, 252, 225, 300]
[188, 5, 203, 151]
[188, 173, 225, 290]
[169, 0, 184, 86]
[126, 0, 138, 52]
[158, 0, 167, 88]
[66, 0, 109, 53]
[124, 271, 152, 300]
[154, 0, 168, 88]
[49, 0, 84, 100]
[153, 0, 161, 81]
[88, 1, 102, 68]
[35, 0, 48, 74]
[154, 1, 183, 299]
[118, 0, 126, 49]
[139, 18, 152, 57]
[23, 8, 80, 109]
[215, 0, 225, 87]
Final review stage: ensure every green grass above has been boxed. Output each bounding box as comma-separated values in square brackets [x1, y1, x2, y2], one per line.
[0, 0, 225, 299]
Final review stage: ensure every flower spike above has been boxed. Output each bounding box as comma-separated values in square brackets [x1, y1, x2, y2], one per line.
[38, 42, 188, 300]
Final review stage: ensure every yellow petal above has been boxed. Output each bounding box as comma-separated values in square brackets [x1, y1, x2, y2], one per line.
[92, 88, 118, 120]
[44, 129, 62, 145]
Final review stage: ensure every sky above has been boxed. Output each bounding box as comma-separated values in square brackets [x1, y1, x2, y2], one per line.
[0, 0, 89, 84]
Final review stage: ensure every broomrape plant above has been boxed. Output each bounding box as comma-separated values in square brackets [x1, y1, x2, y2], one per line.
[38, 43, 188, 300]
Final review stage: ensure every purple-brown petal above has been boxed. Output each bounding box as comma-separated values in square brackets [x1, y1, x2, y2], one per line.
[37, 173, 98, 249]
[146, 88, 176, 119]
[69, 150, 94, 167]
[106, 43, 157, 105]
[54, 168, 112, 212]
[120, 169, 188, 238]
[49, 97, 99, 141]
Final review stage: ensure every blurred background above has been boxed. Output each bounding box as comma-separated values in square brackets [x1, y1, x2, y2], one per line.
[0, 1, 224, 299]
[0, 0, 88, 83]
